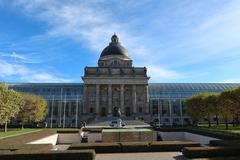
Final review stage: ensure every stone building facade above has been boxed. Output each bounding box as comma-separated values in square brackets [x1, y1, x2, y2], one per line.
[82, 34, 150, 117]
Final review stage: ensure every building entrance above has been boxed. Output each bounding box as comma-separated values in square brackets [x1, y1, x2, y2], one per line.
[100, 107, 107, 117]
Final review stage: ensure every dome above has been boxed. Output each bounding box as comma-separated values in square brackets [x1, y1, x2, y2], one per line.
[100, 34, 129, 58]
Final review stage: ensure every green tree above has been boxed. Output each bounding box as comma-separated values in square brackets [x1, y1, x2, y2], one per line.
[17, 94, 47, 129]
[202, 93, 219, 127]
[0, 85, 24, 132]
[185, 94, 205, 125]
[218, 90, 235, 130]
[230, 87, 240, 125]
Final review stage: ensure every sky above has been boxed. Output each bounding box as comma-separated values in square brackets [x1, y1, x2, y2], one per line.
[0, 0, 240, 83]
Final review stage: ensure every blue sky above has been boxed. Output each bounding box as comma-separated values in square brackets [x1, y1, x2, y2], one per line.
[0, 0, 240, 83]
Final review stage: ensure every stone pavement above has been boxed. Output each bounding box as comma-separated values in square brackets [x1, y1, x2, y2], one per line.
[96, 152, 188, 160]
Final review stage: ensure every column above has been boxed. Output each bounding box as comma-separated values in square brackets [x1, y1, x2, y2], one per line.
[157, 98, 161, 126]
[169, 99, 172, 126]
[145, 85, 149, 114]
[132, 85, 137, 113]
[75, 95, 79, 128]
[83, 85, 87, 114]
[59, 88, 63, 127]
[149, 99, 153, 116]
[120, 84, 124, 114]
[179, 99, 184, 126]
[50, 95, 54, 128]
[96, 84, 100, 115]
[108, 84, 112, 115]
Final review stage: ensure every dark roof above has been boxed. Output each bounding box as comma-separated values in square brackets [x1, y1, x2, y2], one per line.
[100, 34, 129, 58]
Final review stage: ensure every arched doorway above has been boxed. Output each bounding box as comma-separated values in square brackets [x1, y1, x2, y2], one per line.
[113, 107, 118, 117]
[100, 107, 106, 117]
[125, 107, 131, 116]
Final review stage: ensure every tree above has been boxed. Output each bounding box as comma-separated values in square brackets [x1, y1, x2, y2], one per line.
[210, 93, 220, 125]
[218, 90, 235, 130]
[185, 94, 205, 125]
[202, 93, 219, 127]
[230, 87, 240, 125]
[0, 85, 24, 132]
[17, 94, 47, 129]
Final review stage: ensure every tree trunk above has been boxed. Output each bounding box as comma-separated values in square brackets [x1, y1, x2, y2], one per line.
[21, 123, 24, 130]
[208, 119, 211, 128]
[4, 123, 7, 133]
[208, 114, 211, 128]
[237, 114, 240, 126]
[216, 114, 219, 125]
[225, 120, 229, 130]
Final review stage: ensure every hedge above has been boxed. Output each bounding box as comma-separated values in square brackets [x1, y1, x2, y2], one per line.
[0, 150, 11, 154]
[82, 128, 102, 133]
[182, 146, 240, 158]
[149, 141, 201, 152]
[0, 149, 95, 160]
[68, 142, 121, 153]
[210, 140, 240, 147]
[0, 130, 56, 146]
[120, 142, 149, 153]
[0, 144, 53, 152]
[56, 130, 80, 134]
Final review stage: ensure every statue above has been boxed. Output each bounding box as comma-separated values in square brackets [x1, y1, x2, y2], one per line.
[117, 107, 121, 118]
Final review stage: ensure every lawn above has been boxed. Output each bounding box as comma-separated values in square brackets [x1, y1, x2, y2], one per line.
[0, 128, 42, 139]
[197, 124, 240, 134]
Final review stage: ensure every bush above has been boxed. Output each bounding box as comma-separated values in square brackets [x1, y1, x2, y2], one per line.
[120, 142, 149, 153]
[0, 150, 11, 154]
[210, 140, 240, 147]
[82, 128, 102, 133]
[68, 142, 121, 153]
[149, 141, 201, 152]
[182, 146, 240, 158]
[56, 130, 79, 134]
[0, 144, 53, 152]
[0, 149, 95, 160]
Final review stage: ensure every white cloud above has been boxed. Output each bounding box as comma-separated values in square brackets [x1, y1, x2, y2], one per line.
[0, 60, 29, 76]
[12, 0, 178, 81]
[147, 65, 180, 82]
[10, 0, 240, 82]
[0, 60, 71, 83]
[0, 51, 41, 64]
[220, 78, 240, 83]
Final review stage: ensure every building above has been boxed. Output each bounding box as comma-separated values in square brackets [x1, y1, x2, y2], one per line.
[7, 34, 240, 127]
[82, 34, 149, 118]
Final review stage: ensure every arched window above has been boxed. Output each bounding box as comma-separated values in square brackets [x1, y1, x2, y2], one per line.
[110, 60, 120, 66]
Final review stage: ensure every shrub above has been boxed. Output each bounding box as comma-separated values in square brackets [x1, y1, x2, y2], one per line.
[210, 140, 240, 147]
[120, 142, 149, 153]
[0, 144, 53, 152]
[149, 141, 201, 152]
[182, 146, 240, 158]
[0, 149, 95, 160]
[82, 128, 102, 133]
[0, 150, 11, 154]
[57, 130, 79, 134]
[68, 142, 121, 153]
